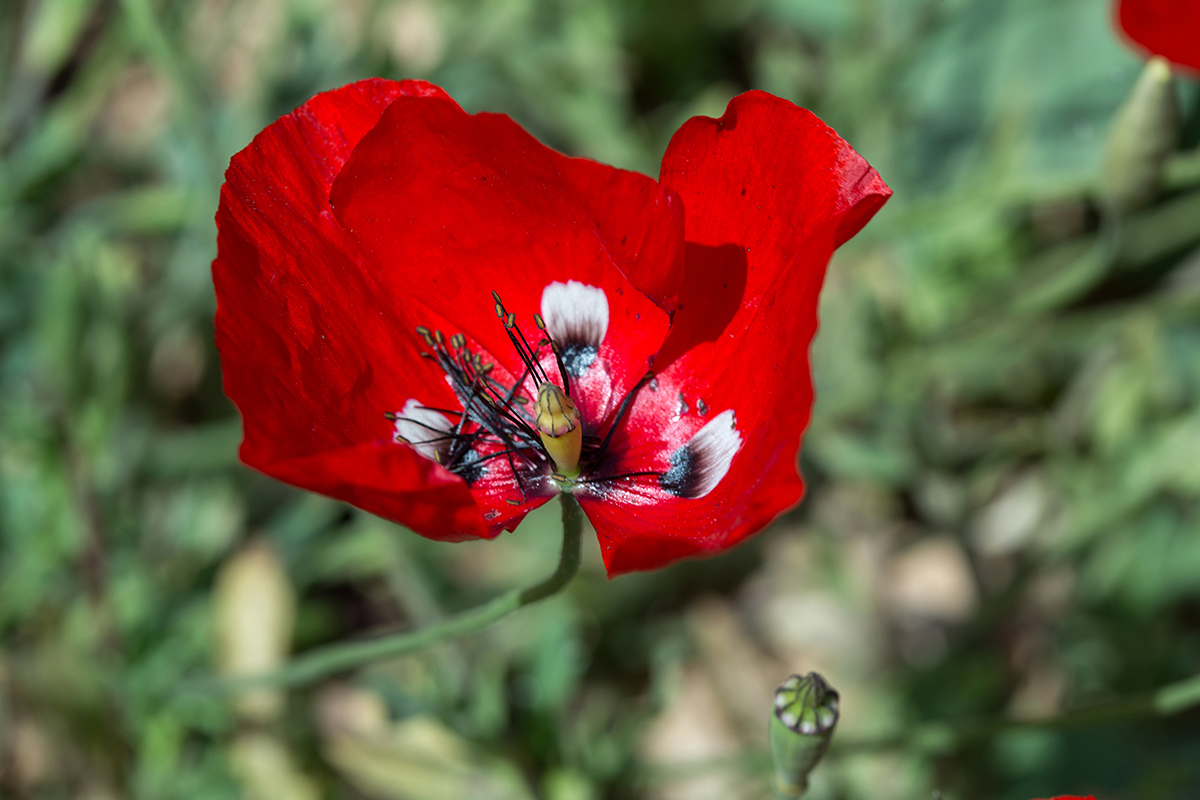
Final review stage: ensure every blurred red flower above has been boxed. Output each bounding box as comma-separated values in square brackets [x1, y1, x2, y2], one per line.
[1115, 0, 1200, 73]
[212, 79, 889, 576]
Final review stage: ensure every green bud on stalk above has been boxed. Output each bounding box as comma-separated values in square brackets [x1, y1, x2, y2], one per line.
[1101, 56, 1179, 214]
[769, 672, 839, 799]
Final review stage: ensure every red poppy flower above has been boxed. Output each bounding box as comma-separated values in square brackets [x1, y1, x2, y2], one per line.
[1115, 0, 1200, 73]
[213, 79, 889, 576]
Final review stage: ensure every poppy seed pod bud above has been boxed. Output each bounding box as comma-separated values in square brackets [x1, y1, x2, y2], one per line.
[769, 672, 839, 798]
[535, 382, 582, 477]
[1101, 56, 1179, 214]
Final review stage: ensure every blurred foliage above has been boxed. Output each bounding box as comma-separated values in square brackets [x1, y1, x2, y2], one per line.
[1, 0, 1200, 798]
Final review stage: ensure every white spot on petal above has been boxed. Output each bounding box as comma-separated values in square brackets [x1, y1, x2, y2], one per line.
[540, 280, 608, 377]
[393, 399, 452, 462]
[660, 409, 742, 499]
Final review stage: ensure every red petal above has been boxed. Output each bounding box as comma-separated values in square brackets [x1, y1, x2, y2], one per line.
[328, 97, 670, 406]
[266, 442, 508, 542]
[215, 79, 535, 541]
[549, 154, 686, 315]
[582, 91, 891, 576]
[1116, 0, 1200, 73]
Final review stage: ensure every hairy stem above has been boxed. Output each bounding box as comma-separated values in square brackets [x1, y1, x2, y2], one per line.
[201, 493, 583, 692]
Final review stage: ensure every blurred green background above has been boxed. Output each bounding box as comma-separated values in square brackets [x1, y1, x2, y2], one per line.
[2, 0, 1200, 798]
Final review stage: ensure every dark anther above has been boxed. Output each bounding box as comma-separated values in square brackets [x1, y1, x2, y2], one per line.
[395, 316, 553, 490]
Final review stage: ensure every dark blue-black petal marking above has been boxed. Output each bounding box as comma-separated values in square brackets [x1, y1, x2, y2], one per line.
[560, 340, 598, 377]
[659, 443, 699, 498]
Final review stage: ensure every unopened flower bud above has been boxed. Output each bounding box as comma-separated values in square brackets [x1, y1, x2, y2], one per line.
[1101, 57, 1179, 214]
[769, 672, 839, 798]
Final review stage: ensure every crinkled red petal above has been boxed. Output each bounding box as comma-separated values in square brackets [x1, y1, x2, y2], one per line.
[581, 91, 891, 576]
[1116, 0, 1200, 73]
[328, 97, 671, 406]
[549, 154, 686, 315]
[215, 79, 532, 541]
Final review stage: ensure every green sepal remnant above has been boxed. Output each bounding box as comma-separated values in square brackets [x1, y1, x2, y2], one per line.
[1101, 57, 1179, 213]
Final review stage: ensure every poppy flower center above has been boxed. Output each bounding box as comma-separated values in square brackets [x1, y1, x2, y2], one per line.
[390, 281, 745, 509]
[389, 288, 615, 496]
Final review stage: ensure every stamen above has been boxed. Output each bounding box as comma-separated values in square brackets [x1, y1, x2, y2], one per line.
[589, 371, 654, 470]
[397, 287, 626, 499]
[491, 291, 550, 388]
[549, 340, 571, 398]
[532, 308, 573, 398]
[512, 320, 550, 383]
[397, 321, 552, 490]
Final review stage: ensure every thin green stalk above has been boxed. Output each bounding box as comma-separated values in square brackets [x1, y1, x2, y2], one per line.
[201, 494, 583, 693]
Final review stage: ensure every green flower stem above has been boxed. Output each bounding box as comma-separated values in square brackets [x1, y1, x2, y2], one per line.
[203, 493, 583, 693]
